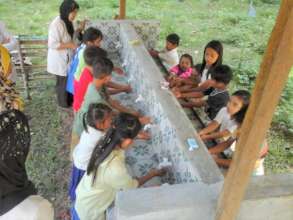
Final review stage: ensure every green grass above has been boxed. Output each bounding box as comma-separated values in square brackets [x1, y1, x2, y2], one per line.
[1, 0, 291, 200]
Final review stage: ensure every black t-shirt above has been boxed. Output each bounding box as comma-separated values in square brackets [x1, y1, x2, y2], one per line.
[204, 88, 229, 120]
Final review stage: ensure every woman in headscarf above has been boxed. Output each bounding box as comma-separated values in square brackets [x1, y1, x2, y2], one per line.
[0, 110, 54, 219]
[47, 0, 85, 108]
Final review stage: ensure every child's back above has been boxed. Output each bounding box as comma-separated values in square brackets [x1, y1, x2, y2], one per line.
[205, 65, 232, 119]
[205, 88, 230, 119]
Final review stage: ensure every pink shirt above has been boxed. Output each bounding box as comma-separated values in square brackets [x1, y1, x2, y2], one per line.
[73, 67, 93, 112]
[170, 65, 193, 79]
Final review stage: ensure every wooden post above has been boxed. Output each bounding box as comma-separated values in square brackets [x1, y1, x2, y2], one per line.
[119, 0, 126, 19]
[16, 38, 31, 100]
[216, 1, 293, 219]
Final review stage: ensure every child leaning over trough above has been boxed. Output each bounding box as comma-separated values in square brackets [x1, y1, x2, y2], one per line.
[198, 90, 250, 142]
[73, 46, 130, 112]
[74, 113, 166, 220]
[149, 33, 180, 70]
[208, 95, 269, 176]
[175, 64, 232, 120]
[69, 103, 113, 203]
[71, 57, 150, 153]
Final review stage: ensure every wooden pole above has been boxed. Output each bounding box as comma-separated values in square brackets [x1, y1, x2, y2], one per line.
[119, 0, 126, 19]
[216, 1, 293, 219]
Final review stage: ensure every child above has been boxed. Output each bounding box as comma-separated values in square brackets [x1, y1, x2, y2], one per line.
[66, 27, 103, 94]
[208, 96, 269, 176]
[73, 46, 107, 112]
[74, 113, 166, 220]
[72, 57, 149, 139]
[72, 27, 124, 85]
[168, 53, 194, 88]
[73, 46, 130, 112]
[69, 103, 113, 203]
[198, 90, 250, 142]
[149, 33, 180, 70]
[175, 65, 232, 120]
[177, 40, 223, 93]
[197, 40, 223, 83]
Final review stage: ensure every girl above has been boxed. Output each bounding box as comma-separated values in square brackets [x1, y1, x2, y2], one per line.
[47, 0, 85, 108]
[197, 40, 223, 83]
[66, 27, 104, 95]
[176, 40, 223, 94]
[75, 113, 165, 220]
[168, 54, 194, 88]
[199, 90, 250, 142]
[0, 110, 54, 219]
[208, 97, 269, 176]
[69, 103, 113, 203]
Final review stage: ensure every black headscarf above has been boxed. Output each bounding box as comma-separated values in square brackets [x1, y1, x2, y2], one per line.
[0, 110, 36, 216]
[59, 0, 80, 38]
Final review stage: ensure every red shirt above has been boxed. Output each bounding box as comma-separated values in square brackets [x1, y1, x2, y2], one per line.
[73, 67, 93, 112]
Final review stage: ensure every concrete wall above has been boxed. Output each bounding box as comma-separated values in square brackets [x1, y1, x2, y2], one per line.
[114, 173, 293, 220]
[89, 20, 160, 52]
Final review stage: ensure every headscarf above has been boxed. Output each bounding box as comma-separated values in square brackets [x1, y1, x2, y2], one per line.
[0, 44, 12, 78]
[0, 110, 36, 215]
[0, 72, 24, 113]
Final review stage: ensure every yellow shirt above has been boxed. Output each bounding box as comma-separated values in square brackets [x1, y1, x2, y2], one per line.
[75, 149, 138, 220]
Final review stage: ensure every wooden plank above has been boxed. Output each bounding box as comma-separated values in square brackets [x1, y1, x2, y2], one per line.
[19, 40, 47, 45]
[216, 1, 293, 220]
[119, 0, 126, 19]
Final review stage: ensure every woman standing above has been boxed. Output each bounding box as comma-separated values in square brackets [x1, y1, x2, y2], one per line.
[47, 0, 83, 108]
[0, 110, 54, 219]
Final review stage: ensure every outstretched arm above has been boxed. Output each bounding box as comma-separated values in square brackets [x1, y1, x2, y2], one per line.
[137, 169, 166, 186]
[208, 138, 234, 155]
[199, 121, 220, 136]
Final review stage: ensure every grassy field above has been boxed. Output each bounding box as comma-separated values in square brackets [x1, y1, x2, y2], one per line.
[0, 0, 292, 216]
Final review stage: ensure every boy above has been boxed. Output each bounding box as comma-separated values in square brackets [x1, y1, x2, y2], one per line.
[66, 27, 103, 94]
[175, 65, 232, 120]
[73, 46, 131, 112]
[73, 57, 149, 138]
[149, 33, 180, 70]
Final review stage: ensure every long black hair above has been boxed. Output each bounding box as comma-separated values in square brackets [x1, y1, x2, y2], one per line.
[232, 90, 251, 125]
[82, 103, 112, 132]
[87, 113, 142, 184]
[59, 0, 80, 38]
[200, 40, 223, 77]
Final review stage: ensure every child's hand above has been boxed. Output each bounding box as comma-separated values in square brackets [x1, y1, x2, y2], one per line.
[149, 168, 167, 177]
[125, 85, 132, 93]
[139, 116, 151, 125]
[200, 134, 210, 141]
[149, 49, 159, 57]
[198, 130, 205, 136]
[173, 90, 182, 98]
[114, 67, 125, 75]
[137, 131, 151, 140]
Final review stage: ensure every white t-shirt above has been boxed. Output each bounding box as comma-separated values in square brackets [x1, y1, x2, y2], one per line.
[158, 48, 179, 70]
[73, 126, 104, 170]
[201, 68, 210, 82]
[47, 16, 73, 76]
[224, 140, 265, 176]
[214, 107, 238, 140]
[0, 195, 54, 220]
